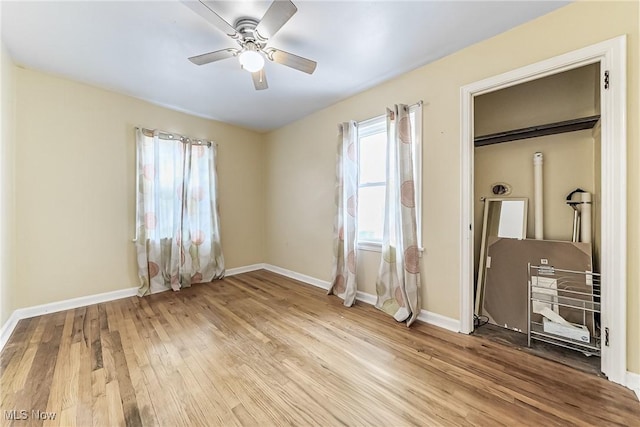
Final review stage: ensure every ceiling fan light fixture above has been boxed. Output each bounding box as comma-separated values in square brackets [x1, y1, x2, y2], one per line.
[238, 49, 264, 73]
[184, 0, 315, 89]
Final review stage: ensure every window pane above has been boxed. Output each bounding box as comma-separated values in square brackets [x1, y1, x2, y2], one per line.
[359, 132, 386, 184]
[358, 185, 385, 242]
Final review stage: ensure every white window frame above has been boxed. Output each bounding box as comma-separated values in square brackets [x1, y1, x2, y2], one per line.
[356, 104, 423, 252]
[357, 115, 387, 251]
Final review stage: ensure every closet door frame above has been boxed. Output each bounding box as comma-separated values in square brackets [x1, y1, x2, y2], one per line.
[459, 36, 627, 386]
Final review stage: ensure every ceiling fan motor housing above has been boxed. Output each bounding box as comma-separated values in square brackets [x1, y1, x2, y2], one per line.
[235, 18, 266, 46]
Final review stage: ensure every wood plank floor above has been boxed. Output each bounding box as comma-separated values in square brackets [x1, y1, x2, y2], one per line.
[472, 323, 602, 377]
[1, 270, 638, 426]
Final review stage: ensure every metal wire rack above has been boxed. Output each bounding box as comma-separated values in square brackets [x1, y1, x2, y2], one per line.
[527, 264, 601, 356]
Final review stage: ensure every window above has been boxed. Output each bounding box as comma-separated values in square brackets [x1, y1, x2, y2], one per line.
[135, 129, 218, 243]
[357, 106, 422, 251]
[357, 116, 387, 246]
[137, 133, 186, 240]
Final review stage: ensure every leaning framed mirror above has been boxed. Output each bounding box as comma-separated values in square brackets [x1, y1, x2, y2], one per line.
[475, 197, 528, 316]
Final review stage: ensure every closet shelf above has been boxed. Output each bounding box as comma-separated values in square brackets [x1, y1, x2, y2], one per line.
[475, 115, 601, 147]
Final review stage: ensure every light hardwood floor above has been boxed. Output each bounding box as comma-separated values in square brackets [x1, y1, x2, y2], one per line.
[1, 270, 639, 426]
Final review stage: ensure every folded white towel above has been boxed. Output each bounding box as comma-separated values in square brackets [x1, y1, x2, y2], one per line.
[538, 306, 580, 329]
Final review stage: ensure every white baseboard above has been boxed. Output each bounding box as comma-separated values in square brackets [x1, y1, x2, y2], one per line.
[0, 286, 138, 352]
[0, 311, 21, 353]
[356, 290, 377, 306]
[355, 289, 460, 333]
[417, 309, 461, 333]
[262, 264, 331, 290]
[627, 371, 640, 401]
[15, 287, 139, 320]
[226, 263, 266, 276]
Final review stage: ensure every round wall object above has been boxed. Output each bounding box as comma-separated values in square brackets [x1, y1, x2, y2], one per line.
[491, 182, 512, 196]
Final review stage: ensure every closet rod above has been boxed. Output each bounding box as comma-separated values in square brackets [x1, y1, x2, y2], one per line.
[474, 115, 600, 147]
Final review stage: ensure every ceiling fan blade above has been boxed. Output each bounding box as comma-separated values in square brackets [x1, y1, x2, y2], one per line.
[255, 0, 297, 40]
[189, 49, 238, 65]
[267, 48, 317, 74]
[252, 69, 268, 90]
[181, 0, 238, 38]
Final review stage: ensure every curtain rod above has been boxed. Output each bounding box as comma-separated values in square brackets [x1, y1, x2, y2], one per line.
[136, 127, 217, 147]
[401, 100, 423, 112]
[356, 100, 423, 127]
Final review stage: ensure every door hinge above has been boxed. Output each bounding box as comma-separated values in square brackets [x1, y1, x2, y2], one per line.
[605, 327, 610, 346]
[604, 70, 610, 90]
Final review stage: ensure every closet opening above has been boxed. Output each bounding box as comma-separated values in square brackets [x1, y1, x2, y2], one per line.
[460, 36, 627, 386]
[471, 63, 605, 376]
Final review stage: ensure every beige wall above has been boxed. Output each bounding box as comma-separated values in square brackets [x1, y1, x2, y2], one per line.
[264, 1, 639, 373]
[474, 132, 595, 266]
[473, 64, 598, 277]
[474, 64, 600, 136]
[0, 42, 16, 325]
[13, 68, 266, 309]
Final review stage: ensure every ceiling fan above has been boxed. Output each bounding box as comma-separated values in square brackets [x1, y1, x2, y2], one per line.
[182, 0, 317, 90]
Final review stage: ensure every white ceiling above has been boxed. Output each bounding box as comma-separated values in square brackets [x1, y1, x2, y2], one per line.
[1, 1, 569, 132]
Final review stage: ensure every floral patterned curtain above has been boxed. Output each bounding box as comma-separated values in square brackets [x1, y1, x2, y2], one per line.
[135, 128, 224, 295]
[375, 105, 421, 325]
[329, 121, 359, 306]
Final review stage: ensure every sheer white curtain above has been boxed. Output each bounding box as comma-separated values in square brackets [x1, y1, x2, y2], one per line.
[375, 105, 421, 325]
[135, 128, 224, 295]
[329, 121, 359, 306]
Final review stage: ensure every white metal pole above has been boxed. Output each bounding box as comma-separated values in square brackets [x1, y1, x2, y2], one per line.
[580, 192, 592, 244]
[533, 152, 544, 240]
